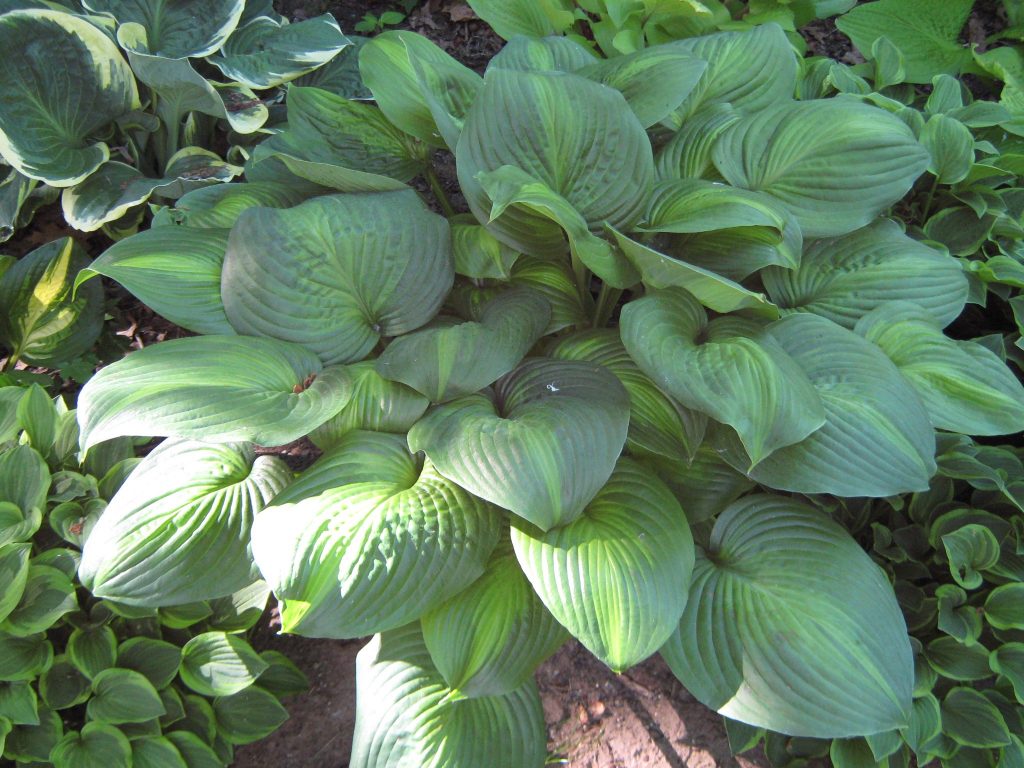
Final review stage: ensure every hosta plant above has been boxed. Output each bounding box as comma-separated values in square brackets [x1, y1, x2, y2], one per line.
[0, 0, 350, 237]
[0, 383, 306, 767]
[71, 17, 1024, 768]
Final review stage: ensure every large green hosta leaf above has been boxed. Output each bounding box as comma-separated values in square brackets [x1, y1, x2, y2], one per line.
[716, 314, 936, 497]
[408, 358, 630, 531]
[221, 191, 453, 365]
[513, 459, 693, 672]
[360, 31, 482, 149]
[77, 226, 233, 336]
[77, 335, 352, 450]
[486, 34, 595, 73]
[376, 287, 550, 402]
[548, 329, 707, 464]
[457, 67, 654, 258]
[62, 149, 241, 232]
[79, 440, 290, 607]
[309, 362, 428, 450]
[712, 99, 930, 237]
[661, 495, 914, 737]
[251, 432, 500, 639]
[209, 14, 350, 89]
[0, 237, 103, 366]
[764, 220, 969, 329]
[0, 9, 139, 186]
[152, 181, 313, 229]
[621, 288, 824, 466]
[351, 624, 547, 768]
[856, 302, 1024, 435]
[83, 0, 244, 57]
[465, 0, 574, 39]
[421, 539, 568, 698]
[666, 24, 798, 121]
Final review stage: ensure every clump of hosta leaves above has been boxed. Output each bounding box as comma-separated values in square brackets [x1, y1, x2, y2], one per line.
[0, 384, 305, 767]
[0, 0, 353, 238]
[70, 15, 1024, 768]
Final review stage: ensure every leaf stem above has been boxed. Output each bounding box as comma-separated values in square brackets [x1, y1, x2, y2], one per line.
[570, 249, 591, 311]
[1, 351, 18, 373]
[921, 175, 940, 222]
[425, 165, 456, 218]
[593, 284, 622, 328]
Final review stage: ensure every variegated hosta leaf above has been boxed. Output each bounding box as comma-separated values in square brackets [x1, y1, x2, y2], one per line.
[209, 14, 350, 89]
[120, 45, 268, 136]
[662, 494, 914, 737]
[77, 335, 353, 450]
[638, 179, 802, 277]
[456, 67, 654, 258]
[82, 0, 244, 57]
[77, 226, 233, 336]
[251, 432, 501, 639]
[309, 362, 428, 450]
[478, 165, 639, 288]
[0, 444, 48, 523]
[294, 35, 371, 99]
[352, 624, 546, 768]
[548, 329, 707, 464]
[575, 47, 707, 128]
[376, 287, 549, 403]
[408, 358, 630, 531]
[0, 9, 139, 186]
[421, 539, 568, 698]
[62, 149, 240, 233]
[0, 543, 31, 625]
[764, 220, 969, 329]
[50, 722, 132, 768]
[152, 181, 314, 230]
[513, 458, 694, 672]
[261, 85, 424, 183]
[666, 24, 798, 122]
[716, 313, 936, 497]
[79, 440, 290, 607]
[609, 227, 780, 316]
[713, 99, 930, 237]
[856, 302, 1024, 435]
[0, 237, 104, 366]
[360, 31, 482, 149]
[221, 191, 453, 365]
[621, 288, 824, 466]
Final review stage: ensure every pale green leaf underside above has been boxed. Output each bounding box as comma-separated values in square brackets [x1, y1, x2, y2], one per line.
[408, 358, 630, 531]
[79, 439, 289, 607]
[77, 335, 352, 449]
[351, 624, 547, 768]
[0, 9, 139, 186]
[221, 191, 453, 365]
[513, 459, 694, 672]
[661, 494, 914, 737]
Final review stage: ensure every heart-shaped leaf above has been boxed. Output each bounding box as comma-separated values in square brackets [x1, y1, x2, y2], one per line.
[421, 539, 568, 698]
[717, 313, 937, 497]
[131, 736, 188, 768]
[0, 544, 30, 625]
[376, 287, 550, 402]
[621, 288, 824, 466]
[855, 302, 1024, 435]
[457, 67, 653, 257]
[179, 632, 267, 698]
[0, 565, 77, 637]
[87, 669, 164, 725]
[409, 358, 630, 531]
[77, 335, 353, 450]
[79, 439, 290, 607]
[712, 99, 929, 237]
[764, 220, 968, 330]
[661, 494, 914, 737]
[251, 431, 501, 638]
[78, 226, 234, 336]
[213, 687, 287, 745]
[0, 9, 139, 186]
[50, 722, 132, 768]
[351, 623, 547, 768]
[82, 0, 244, 57]
[153, 181, 313, 230]
[221, 191, 453, 365]
[513, 458, 694, 672]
